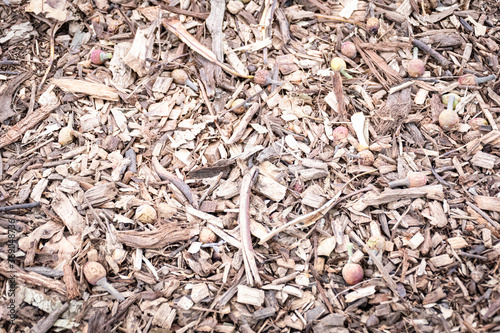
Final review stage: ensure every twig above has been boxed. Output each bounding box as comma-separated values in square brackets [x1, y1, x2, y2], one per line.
[483, 297, 500, 320]
[363, 244, 409, 309]
[459, 251, 487, 261]
[238, 167, 262, 286]
[27, 80, 37, 115]
[258, 187, 371, 244]
[0, 149, 3, 180]
[24, 266, 64, 277]
[226, 103, 260, 145]
[430, 166, 454, 188]
[0, 201, 40, 212]
[331, 71, 347, 121]
[0, 261, 66, 294]
[39, 22, 62, 90]
[32, 302, 69, 333]
[199, 171, 223, 205]
[196, 78, 229, 143]
[470, 288, 492, 307]
[310, 265, 335, 314]
[466, 202, 500, 229]
[412, 39, 451, 67]
[151, 157, 197, 208]
[0, 60, 19, 66]
[11, 158, 37, 181]
[160, 4, 210, 20]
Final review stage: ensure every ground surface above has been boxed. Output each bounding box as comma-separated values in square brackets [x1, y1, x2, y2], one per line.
[0, 0, 499, 332]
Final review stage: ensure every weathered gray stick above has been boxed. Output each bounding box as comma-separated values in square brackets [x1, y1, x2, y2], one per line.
[32, 302, 69, 333]
[412, 39, 451, 67]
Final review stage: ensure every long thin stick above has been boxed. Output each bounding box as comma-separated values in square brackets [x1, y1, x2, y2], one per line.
[0, 202, 40, 212]
[258, 187, 371, 244]
[466, 201, 500, 229]
[238, 167, 262, 286]
[412, 39, 451, 67]
[39, 22, 62, 90]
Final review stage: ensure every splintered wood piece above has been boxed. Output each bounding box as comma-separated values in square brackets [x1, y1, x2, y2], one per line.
[152, 303, 176, 329]
[427, 201, 448, 228]
[475, 196, 500, 212]
[116, 223, 199, 248]
[0, 71, 32, 122]
[471, 151, 499, 169]
[123, 23, 156, 77]
[51, 79, 119, 100]
[415, 31, 463, 48]
[254, 174, 287, 202]
[206, 0, 225, 63]
[332, 71, 347, 120]
[345, 285, 376, 303]
[191, 283, 210, 303]
[63, 262, 81, 300]
[0, 105, 58, 149]
[362, 185, 444, 206]
[110, 42, 136, 89]
[422, 287, 446, 305]
[377, 88, 412, 135]
[0, 261, 66, 295]
[283, 285, 304, 298]
[429, 254, 453, 268]
[51, 190, 85, 235]
[314, 313, 347, 328]
[253, 307, 276, 320]
[227, 103, 260, 144]
[353, 37, 402, 88]
[83, 183, 118, 207]
[237, 285, 264, 306]
[276, 54, 299, 75]
[149, 17, 251, 78]
[408, 232, 424, 250]
[152, 76, 173, 93]
[447, 236, 468, 249]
